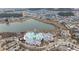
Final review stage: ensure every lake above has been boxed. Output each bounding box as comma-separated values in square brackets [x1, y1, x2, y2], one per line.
[0, 19, 56, 32]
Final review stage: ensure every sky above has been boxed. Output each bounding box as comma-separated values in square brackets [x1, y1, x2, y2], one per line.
[0, 0, 79, 8]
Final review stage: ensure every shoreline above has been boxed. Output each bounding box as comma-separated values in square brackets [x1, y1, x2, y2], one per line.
[0, 17, 31, 24]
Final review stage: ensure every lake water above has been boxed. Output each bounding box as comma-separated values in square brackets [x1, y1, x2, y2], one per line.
[0, 19, 56, 32]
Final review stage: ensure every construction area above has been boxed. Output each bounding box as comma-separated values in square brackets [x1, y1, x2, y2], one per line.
[0, 8, 79, 51]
